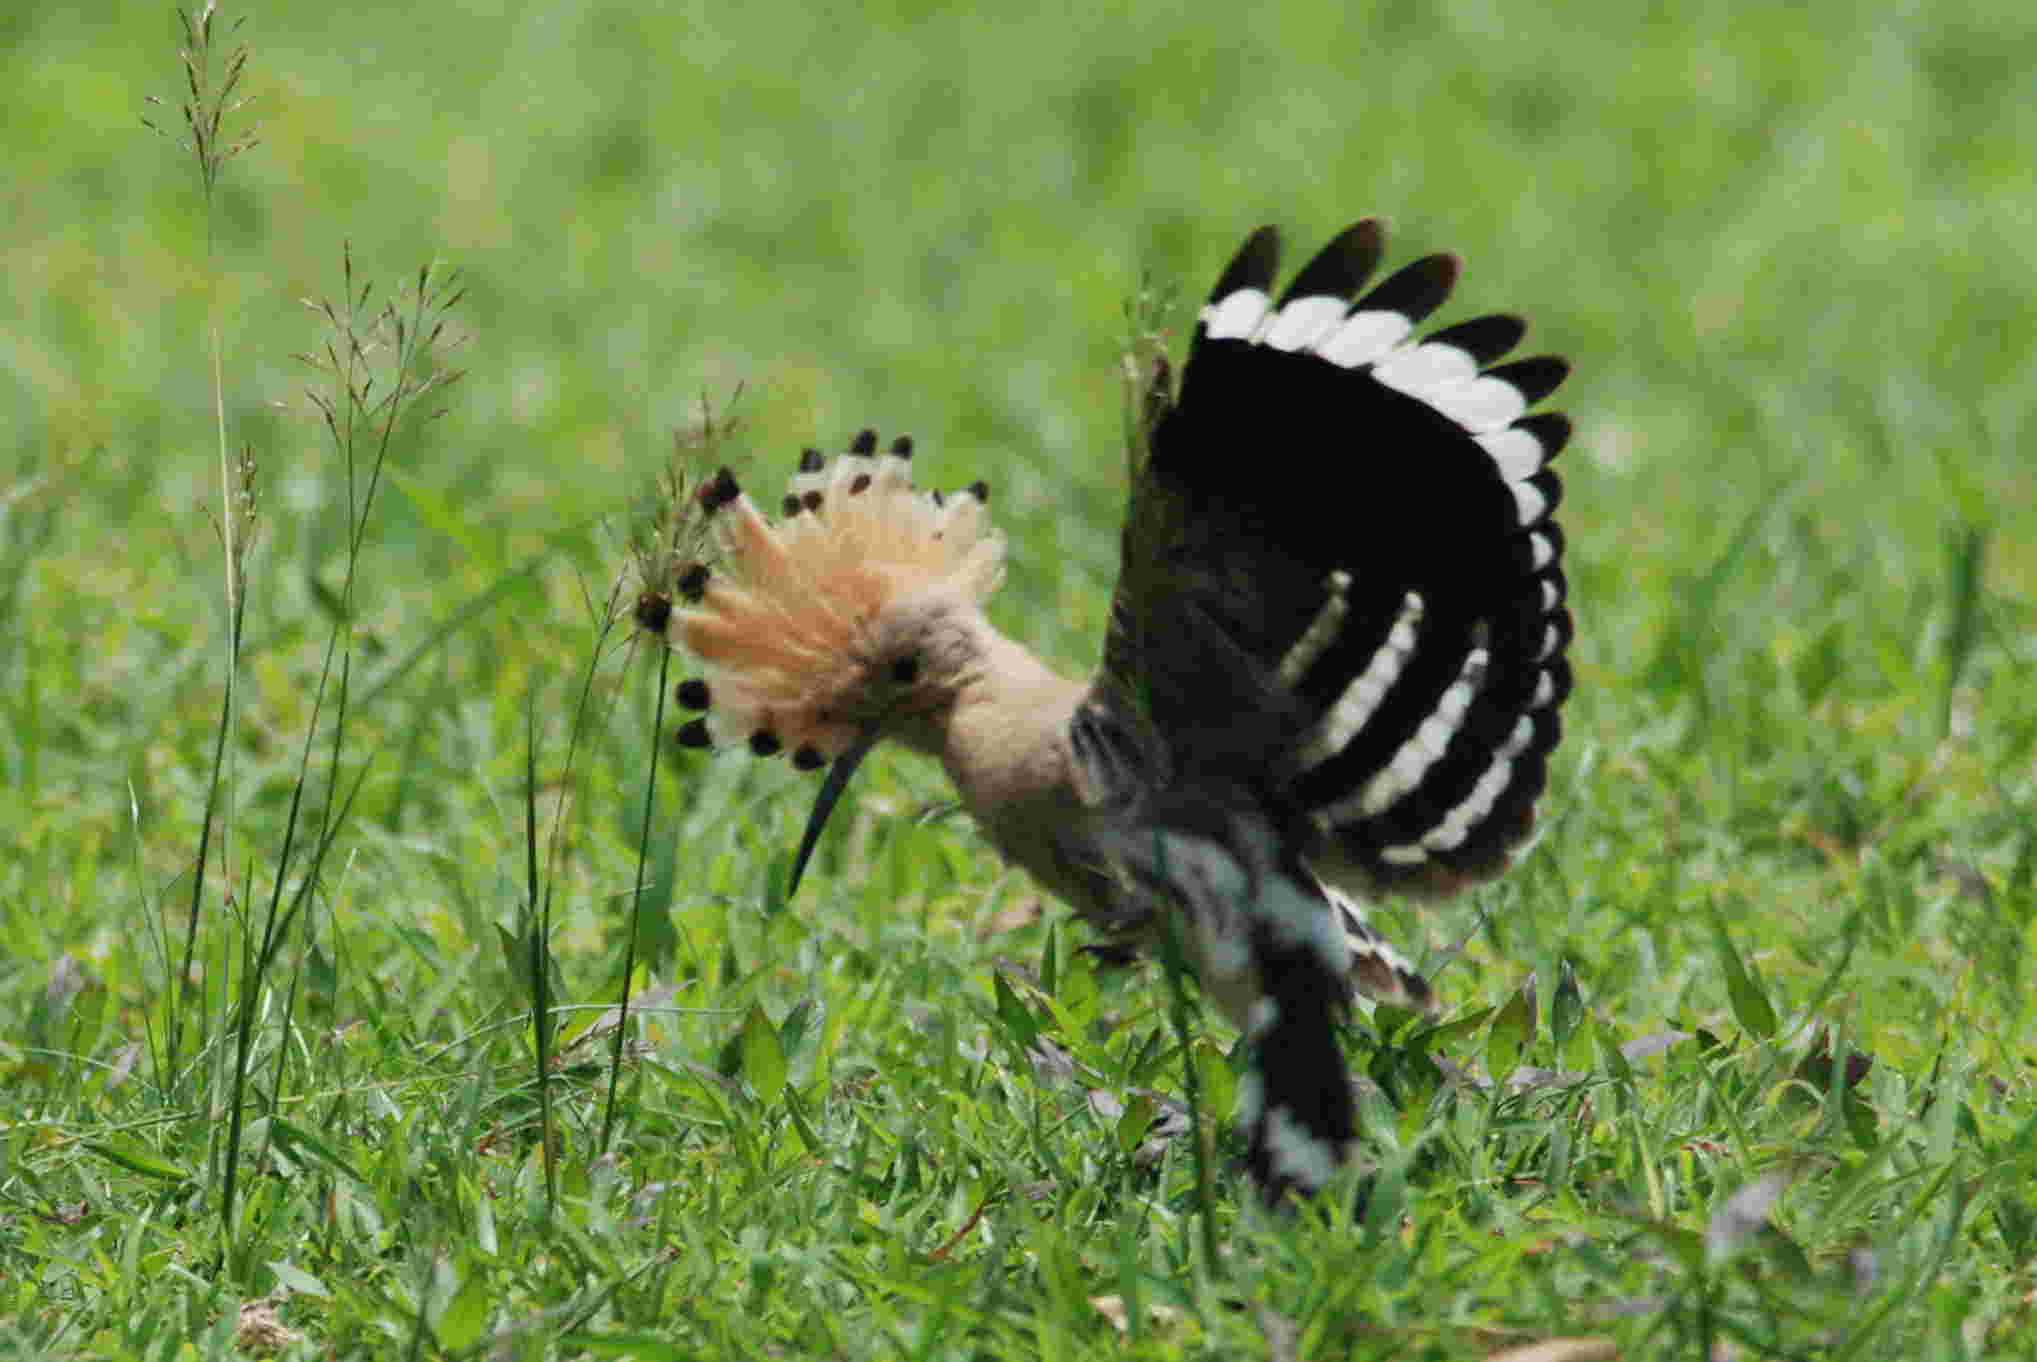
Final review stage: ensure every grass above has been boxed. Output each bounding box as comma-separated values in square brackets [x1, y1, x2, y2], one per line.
[4, 0, 2034, 1357]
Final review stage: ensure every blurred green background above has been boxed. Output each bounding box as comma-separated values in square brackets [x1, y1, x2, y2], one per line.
[5, 0, 2035, 1351]
[11, 0, 2032, 985]
[12, 0, 2037, 1107]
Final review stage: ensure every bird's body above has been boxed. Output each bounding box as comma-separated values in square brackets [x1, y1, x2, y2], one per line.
[649, 220, 1574, 1201]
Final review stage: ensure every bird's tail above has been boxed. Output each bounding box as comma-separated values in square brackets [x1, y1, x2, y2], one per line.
[1095, 799, 1363, 1203]
[1324, 883, 1436, 1015]
[642, 430, 1006, 767]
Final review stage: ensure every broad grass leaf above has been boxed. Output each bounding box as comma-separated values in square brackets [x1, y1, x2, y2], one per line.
[1487, 974, 1537, 1084]
[1708, 909, 1778, 1040]
[1551, 959, 1584, 1064]
[436, 1264, 491, 1352]
[992, 968, 1041, 1052]
[1115, 1091, 1156, 1156]
[784, 1084, 823, 1157]
[266, 1116, 368, 1185]
[83, 1140, 190, 1184]
[741, 1003, 786, 1105]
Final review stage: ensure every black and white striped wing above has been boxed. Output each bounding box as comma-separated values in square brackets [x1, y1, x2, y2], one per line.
[1105, 220, 1573, 903]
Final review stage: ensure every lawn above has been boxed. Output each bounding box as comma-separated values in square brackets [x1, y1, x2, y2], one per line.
[4, 0, 2034, 1357]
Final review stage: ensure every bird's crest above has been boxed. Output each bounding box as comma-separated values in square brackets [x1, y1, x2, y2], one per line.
[648, 429, 1006, 767]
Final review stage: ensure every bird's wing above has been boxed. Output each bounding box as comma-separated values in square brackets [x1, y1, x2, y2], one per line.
[1101, 220, 1573, 902]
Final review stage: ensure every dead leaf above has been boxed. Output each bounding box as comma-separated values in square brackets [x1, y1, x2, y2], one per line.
[235, 1297, 303, 1354]
[979, 896, 1043, 937]
[1484, 1338, 1619, 1362]
[1089, 1295, 1186, 1335]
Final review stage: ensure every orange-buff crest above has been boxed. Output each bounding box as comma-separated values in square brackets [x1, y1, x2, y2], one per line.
[672, 442, 1005, 761]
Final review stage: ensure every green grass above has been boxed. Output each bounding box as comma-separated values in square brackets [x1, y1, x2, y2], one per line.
[5, 0, 2034, 1357]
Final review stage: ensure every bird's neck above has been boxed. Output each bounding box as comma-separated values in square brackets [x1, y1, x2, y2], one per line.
[890, 612, 1082, 766]
[883, 611, 1088, 877]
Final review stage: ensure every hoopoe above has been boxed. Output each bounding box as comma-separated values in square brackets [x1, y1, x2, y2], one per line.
[643, 220, 1573, 1202]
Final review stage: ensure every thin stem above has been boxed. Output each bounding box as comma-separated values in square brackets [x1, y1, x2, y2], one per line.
[1150, 848, 1222, 1283]
[525, 694, 558, 1215]
[604, 642, 672, 1153]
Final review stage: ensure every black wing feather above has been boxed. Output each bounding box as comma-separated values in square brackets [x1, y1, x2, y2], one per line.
[1103, 220, 1574, 902]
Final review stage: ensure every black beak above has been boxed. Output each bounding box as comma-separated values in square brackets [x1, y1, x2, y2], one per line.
[786, 719, 884, 899]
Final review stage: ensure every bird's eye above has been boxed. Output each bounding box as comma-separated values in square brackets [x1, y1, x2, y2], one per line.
[891, 655, 921, 684]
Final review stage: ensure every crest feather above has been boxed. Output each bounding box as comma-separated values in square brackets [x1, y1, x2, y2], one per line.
[672, 437, 1006, 761]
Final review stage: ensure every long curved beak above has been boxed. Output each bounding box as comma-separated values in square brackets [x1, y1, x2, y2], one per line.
[786, 719, 885, 899]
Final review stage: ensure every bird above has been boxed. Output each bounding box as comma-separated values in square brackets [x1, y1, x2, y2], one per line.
[641, 219, 1573, 1202]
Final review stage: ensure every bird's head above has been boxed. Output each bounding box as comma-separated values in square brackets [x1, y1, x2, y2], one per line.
[642, 429, 1007, 893]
